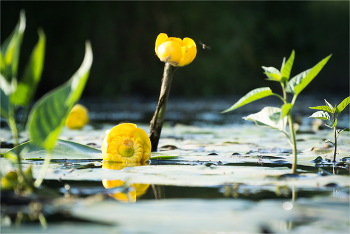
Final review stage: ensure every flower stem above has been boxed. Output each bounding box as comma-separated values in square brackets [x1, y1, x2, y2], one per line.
[287, 114, 298, 174]
[34, 151, 52, 188]
[333, 126, 337, 162]
[149, 63, 177, 151]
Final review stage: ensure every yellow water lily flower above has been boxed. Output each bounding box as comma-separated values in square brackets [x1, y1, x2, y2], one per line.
[102, 162, 149, 203]
[102, 123, 151, 163]
[65, 104, 89, 129]
[155, 33, 196, 67]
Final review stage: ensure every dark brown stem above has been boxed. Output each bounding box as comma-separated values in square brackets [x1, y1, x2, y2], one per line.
[149, 63, 177, 152]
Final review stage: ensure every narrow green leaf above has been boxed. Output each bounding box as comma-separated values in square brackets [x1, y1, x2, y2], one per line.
[309, 105, 333, 113]
[331, 119, 337, 128]
[243, 107, 287, 132]
[0, 52, 5, 75]
[324, 123, 333, 128]
[0, 74, 11, 119]
[222, 87, 273, 113]
[11, 29, 46, 106]
[324, 139, 334, 146]
[281, 50, 295, 81]
[337, 128, 350, 135]
[309, 111, 331, 121]
[336, 96, 350, 114]
[324, 99, 335, 113]
[262, 66, 281, 81]
[286, 55, 331, 95]
[1, 10, 26, 80]
[26, 42, 93, 151]
[281, 103, 293, 119]
[6, 139, 101, 160]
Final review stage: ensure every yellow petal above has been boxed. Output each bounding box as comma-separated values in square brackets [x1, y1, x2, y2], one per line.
[167, 37, 185, 47]
[65, 104, 89, 130]
[155, 33, 168, 55]
[178, 46, 191, 67]
[157, 41, 182, 66]
[183, 37, 197, 64]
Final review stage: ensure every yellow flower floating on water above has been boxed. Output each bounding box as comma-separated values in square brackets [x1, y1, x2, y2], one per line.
[65, 104, 89, 129]
[102, 162, 149, 203]
[102, 123, 152, 163]
[155, 33, 196, 67]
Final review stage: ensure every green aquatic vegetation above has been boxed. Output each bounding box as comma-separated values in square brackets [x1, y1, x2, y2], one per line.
[309, 96, 350, 162]
[1, 11, 93, 192]
[222, 50, 331, 174]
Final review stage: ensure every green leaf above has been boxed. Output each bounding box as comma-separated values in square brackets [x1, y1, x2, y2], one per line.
[150, 155, 179, 160]
[281, 103, 293, 119]
[11, 29, 46, 106]
[1, 10, 26, 80]
[5, 139, 101, 160]
[309, 105, 333, 113]
[309, 111, 331, 122]
[337, 128, 350, 135]
[0, 74, 11, 119]
[286, 55, 331, 95]
[243, 107, 287, 133]
[336, 96, 350, 114]
[262, 66, 281, 81]
[26, 42, 93, 152]
[324, 99, 335, 113]
[222, 87, 274, 113]
[331, 119, 337, 128]
[281, 50, 295, 81]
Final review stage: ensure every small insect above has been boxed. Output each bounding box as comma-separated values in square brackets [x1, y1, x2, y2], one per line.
[199, 41, 211, 50]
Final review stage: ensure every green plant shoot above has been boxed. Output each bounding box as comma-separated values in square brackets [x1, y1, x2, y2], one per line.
[0, 11, 93, 193]
[222, 50, 331, 174]
[309, 97, 350, 162]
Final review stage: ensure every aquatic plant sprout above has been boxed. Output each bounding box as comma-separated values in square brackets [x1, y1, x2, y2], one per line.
[222, 50, 331, 174]
[150, 33, 197, 151]
[155, 33, 196, 67]
[102, 123, 152, 163]
[309, 96, 350, 162]
[65, 104, 89, 129]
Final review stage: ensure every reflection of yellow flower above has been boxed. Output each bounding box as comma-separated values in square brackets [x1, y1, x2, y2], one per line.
[65, 104, 89, 129]
[102, 161, 149, 203]
[155, 33, 196, 67]
[102, 123, 151, 163]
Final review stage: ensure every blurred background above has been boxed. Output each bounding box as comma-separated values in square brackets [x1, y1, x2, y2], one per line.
[1, 1, 349, 126]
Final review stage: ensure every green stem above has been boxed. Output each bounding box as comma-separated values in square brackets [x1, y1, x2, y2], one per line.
[8, 111, 26, 185]
[287, 114, 298, 174]
[34, 151, 52, 188]
[273, 93, 286, 104]
[149, 63, 177, 152]
[333, 116, 337, 162]
[281, 82, 287, 100]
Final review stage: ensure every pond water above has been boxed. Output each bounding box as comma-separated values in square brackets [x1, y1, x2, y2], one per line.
[1, 95, 349, 233]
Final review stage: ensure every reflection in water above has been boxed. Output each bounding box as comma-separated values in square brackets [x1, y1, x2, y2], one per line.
[102, 162, 149, 203]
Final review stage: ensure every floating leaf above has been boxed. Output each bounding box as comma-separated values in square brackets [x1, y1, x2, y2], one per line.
[336, 96, 350, 114]
[309, 105, 333, 113]
[11, 29, 46, 106]
[309, 111, 331, 122]
[222, 87, 273, 113]
[286, 55, 331, 95]
[5, 139, 102, 160]
[281, 50, 295, 81]
[262, 66, 281, 81]
[26, 42, 93, 152]
[243, 107, 287, 133]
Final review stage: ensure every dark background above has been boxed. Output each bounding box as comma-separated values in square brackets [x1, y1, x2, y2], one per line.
[2, 1, 349, 99]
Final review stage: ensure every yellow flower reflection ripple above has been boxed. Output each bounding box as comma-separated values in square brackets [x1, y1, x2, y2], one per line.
[155, 33, 196, 67]
[102, 123, 151, 163]
[65, 104, 89, 129]
[102, 162, 149, 203]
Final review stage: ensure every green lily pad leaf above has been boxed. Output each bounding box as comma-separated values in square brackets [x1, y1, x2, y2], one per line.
[26, 42, 93, 152]
[262, 66, 281, 81]
[10, 29, 46, 106]
[222, 87, 273, 113]
[336, 96, 350, 114]
[286, 55, 331, 95]
[243, 107, 287, 133]
[5, 139, 102, 160]
[309, 105, 333, 113]
[309, 111, 331, 122]
[281, 50, 295, 81]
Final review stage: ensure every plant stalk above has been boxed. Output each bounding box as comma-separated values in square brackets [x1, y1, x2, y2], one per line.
[287, 114, 298, 174]
[333, 126, 337, 162]
[149, 63, 177, 152]
[34, 151, 52, 188]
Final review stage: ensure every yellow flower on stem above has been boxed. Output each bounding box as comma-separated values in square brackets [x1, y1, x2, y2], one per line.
[102, 161, 149, 203]
[155, 33, 197, 67]
[102, 123, 151, 163]
[65, 104, 89, 129]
